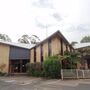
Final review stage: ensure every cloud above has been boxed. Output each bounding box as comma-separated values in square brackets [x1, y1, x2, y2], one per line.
[35, 16, 56, 29]
[62, 24, 90, 43]
[32, 0, 54, 9]
[32, 0, 63, 29]
[64, 24, 90, 33]
[52, 12, 62, 21]
[76, 24, 90, 32]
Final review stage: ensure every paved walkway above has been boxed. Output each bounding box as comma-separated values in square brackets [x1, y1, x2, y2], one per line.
[0, 76, 90, 90]
[0, 76, 42, 85]
[0, 76, 90, 86]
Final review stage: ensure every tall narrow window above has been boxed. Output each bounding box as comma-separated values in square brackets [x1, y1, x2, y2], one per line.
[70, 47, 73, 52]
[34, 48, 36, 63]
[48, 39, 51, 56]
[41, 44, 43, 62]
[66, 44, 68, 51]
[61, 39, 63, 55]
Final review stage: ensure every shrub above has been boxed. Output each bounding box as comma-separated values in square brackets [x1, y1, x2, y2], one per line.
[62, 51, 80, 69]
[26, 55, 61, 78]
[26, 62, 42, 77]
[0, 72, 7, 76]
[43, 55, 61, 78]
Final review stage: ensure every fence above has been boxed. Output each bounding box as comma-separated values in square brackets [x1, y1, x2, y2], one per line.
[61, 69, 90, 80]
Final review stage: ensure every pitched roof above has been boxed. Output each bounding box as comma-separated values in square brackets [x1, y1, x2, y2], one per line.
[0, 40, 35, 49]
[74, 43, 90, 49]
[30, 30, 73, 49]
[0, 30, 73, 49]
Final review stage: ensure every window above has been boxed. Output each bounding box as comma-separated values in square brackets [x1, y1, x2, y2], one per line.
[61, 39, 63, 55]
[34, 48, 36, 62]
[41, 44, 43, 62]
[48, 39, 52, 56]
[66, 45, 68, 51]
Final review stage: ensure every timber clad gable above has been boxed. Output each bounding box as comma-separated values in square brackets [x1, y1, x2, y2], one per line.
[30, 31, 74, 63]
[51, 37, 61, 56]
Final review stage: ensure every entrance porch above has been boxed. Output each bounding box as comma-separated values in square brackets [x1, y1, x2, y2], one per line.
[9, 59, 29, 73]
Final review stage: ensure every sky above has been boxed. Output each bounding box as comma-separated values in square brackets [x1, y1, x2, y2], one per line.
[0, 0, 90, 43]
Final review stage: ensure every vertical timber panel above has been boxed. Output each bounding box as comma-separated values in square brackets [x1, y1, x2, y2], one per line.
[36, 46, 41, 62]
[0, 44, 10, 73]
[67, 45, 70, 52]
[51, 37, 61, 56]
[43, 42, 48, 61]
[30, 49, 34, 63]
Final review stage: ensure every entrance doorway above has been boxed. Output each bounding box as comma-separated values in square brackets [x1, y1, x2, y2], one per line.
[85, 55, 90, 69]
[9, 59, 29, 73]
[87, 59, 90, 69]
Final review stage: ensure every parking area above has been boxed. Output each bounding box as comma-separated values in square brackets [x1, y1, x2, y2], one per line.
[0, 76, 90, 90]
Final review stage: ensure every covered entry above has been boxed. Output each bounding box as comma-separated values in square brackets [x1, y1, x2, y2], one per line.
[9, 46, 30, 73]
[10, 59, 29, 73]
[85, 55, 90, 69]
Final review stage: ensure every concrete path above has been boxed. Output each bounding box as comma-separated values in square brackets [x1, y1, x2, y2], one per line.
[0, 76, 90, 90]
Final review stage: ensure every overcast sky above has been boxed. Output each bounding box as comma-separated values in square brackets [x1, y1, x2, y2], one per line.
[0, 0, 90, 43]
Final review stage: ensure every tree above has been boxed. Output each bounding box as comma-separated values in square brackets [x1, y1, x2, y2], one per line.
[18, 34, 30, 44]
[58, 51, 80, 69]
[80, 36, 90, 43]
[18, 34, 40, 44]
[30, 35, 40, 44]
[0, 34, 11, 42]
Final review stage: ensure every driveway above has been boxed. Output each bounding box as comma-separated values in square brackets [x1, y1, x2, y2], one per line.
[0, 76, 90, 90]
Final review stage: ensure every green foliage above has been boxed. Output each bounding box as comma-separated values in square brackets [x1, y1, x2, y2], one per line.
[26, 52, 80, 78]
[43, 55, 61, 78]
[26, 56, 61, 78]
[78, 47, 90, 55]
[80, 36, 90, 43]
[0, 72, 7, 76]
[26, 62, 42, 77]
[61, 51, 80, 69]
